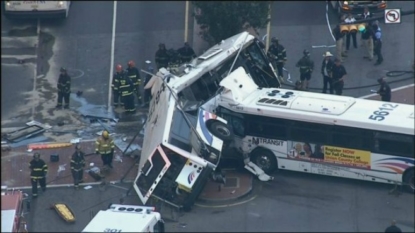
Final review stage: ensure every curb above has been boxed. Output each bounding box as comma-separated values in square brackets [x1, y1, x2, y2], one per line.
[196, 175, 254, 204]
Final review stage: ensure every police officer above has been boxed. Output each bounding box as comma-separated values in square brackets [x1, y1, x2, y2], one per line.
[377, 77, 391, 102]
[29, 153, 48, 198]
[332, 58, 347, 95]
[112, 64, 124, 108]
[95, 130, 115, 168]
[296, 49, 314, 90]
[56, 67, 71, 109]
[373, 24, 383, 66]
[267, 37, 287, 80]
[155, 43, 170, 70]
[119, 70, 136, 114]
[126, 60, 142, 105]
[71, 144, 85, 190]
[178, 42, 196, 63]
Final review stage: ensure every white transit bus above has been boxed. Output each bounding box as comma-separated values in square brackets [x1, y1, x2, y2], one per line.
[134, 32, 280, 210]
[3, 1, 71, 19]
[208, 66, 414, 193]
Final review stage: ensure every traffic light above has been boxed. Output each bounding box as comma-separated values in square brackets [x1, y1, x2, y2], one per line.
[340, 23, 367, 34]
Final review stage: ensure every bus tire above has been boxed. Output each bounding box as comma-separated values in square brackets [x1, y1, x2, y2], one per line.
[251, 148, 277, 174]
[403, 169, 414, 194]
[206, 120, 233, 142]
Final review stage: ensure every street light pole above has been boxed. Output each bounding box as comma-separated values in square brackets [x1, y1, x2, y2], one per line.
[265, 2, 272, 51]
[184, 1, 190, 42]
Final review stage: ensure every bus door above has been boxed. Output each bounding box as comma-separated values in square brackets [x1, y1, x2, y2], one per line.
[133, 146, 171, 204]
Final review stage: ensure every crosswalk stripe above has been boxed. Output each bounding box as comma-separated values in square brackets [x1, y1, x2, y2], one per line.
[1, 55, 37, 59]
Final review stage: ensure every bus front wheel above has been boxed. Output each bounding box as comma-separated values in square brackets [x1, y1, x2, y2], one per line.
[207, 121, 233, 142]
[403, 169, 414, 194]
[251, 148, 277, 174]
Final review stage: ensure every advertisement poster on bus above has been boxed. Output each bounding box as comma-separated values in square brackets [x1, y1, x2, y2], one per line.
[287, 141, 371, 169]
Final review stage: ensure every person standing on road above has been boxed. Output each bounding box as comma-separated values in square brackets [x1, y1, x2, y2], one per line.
[373, 24, 383, 66]
[344, 13, 357, 51]
[376, 77, 391, 102]
[384, 220, 402, 233]
[29, 153, 48, 198]
[321, 51, 334, 94]
[70, 144, 85, 190]
[332, 24, 347, 62]
[126, 60, 142, 106]
[360, 24, 374, 61]
[296, 49, 314, 90]
[155, 43, 170, 70]
[119, 70, 136, 114]
[267, 37, 287, 81]
[112, 64, 124, 108]
[178, 42, 196, 63]
[331, 58, 347, 95]
[56, 67, 71, 109]
[95, 130, 115, 169]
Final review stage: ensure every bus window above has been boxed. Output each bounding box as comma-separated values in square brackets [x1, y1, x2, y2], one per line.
[230, 117, 245, 137]
[289, 122, 329, 144]
[374, 132, 414, 157]
[245, 115, 287, 139]
[331, 126, 374, 151]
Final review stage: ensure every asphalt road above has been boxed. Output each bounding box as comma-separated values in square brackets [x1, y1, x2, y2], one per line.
[268, 1, 414, 97]
[26, 170, 414, 232]
[1, 1, 187, 129]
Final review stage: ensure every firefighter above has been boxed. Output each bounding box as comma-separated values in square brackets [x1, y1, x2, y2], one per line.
[177, 42, 196, 63]
[126, 60, 142, 105]
[29, 153, 48, 198]
[119, 70, 136, 114]
[112, 64, 124, 108]
[95, 130, 115, 169]
[377, 77, 391, 102]
[167, 49, 181, 70]
[296, 49, 314, 90]
[155, 43, 170, 70]
[267, 37, 287, 80]
[71, 144, 85, 190]
[56, 67, 71, 109]
[142, 65, 154, 108]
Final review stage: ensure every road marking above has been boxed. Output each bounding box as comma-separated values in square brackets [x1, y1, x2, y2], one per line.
[194, 194, 258, 208]
[184, 1, 189, 42]
[359, 83, 415, 99]
[1, 55, 37, 59]
[108, 1, 118, 110]
[312, 1, 336, 49]
[31, 19, 41, 119]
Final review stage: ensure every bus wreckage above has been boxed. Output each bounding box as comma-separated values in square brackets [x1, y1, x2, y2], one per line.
[134, 32, 281, 211]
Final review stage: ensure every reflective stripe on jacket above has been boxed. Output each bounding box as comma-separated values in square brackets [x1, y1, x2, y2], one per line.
[29, 159, 48, 179]
[95, 136, 115, 154]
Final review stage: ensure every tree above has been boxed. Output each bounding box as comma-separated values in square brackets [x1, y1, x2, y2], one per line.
[192, 1, 270, 45]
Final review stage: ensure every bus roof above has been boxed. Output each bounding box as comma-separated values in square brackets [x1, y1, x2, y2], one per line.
[82, 210, 161, 232]
[218, 67, 414, 135]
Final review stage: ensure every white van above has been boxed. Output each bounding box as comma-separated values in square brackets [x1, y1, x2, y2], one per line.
[82, 204, 165, 233]
[3, 1, 71, 19]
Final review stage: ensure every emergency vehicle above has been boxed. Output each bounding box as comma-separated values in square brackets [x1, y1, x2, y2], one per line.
[1, 188, 28, 233]
[82, 204, 164, 233]
[3, 1, 71, 19]
[206, 66, 414, 193]
[134, 32, 280, 211]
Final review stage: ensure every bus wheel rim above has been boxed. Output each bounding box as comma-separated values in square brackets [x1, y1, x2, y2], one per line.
[215, 125, 230, 137]
[257, 155, 271, 170]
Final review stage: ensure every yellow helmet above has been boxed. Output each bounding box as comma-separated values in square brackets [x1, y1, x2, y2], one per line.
[102, 130, 109, 138]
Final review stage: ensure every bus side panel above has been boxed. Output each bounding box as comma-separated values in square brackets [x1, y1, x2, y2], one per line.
[183, 165, 213, 209]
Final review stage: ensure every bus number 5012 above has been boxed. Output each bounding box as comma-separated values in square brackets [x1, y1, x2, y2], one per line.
[368, 103, 398, 121]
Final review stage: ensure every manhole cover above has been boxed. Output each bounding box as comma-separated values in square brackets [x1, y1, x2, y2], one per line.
[224, 177, 238, 188]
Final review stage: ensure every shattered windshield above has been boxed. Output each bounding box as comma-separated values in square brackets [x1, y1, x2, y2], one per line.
[178, 40, 280, 109]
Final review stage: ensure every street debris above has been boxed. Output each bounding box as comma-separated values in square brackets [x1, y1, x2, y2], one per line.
[115, 155, 123, 163]
[70, 138, 82, 144]
[28, 142, 72, 150]
[10, 136, 48, 148]
[83, 185, 92, 190]
[26, 120, 52, 130]
[4, 125, 45, 143]
[51, 203, 76, 223]
[89, 163, 94, 167]
[113, 137, 141, 156]
[57, 164, 67, 177]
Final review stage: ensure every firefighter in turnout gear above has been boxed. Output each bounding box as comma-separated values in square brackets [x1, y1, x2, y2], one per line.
[29, 153, 48, 198]
[95, 130, 115, 168]
[167, 49, 181, 71]
[296, 49, 314, 90]
[126, 60, 142, 105]
[71, 144, 85, 189]
[178, 42, 196, 63]
[56, 67, 71, 109]
[267, 37, 287, 80]
[112, 65, 124, 108]
[119, 70, 136, 114]
[155, 43, 170, 70]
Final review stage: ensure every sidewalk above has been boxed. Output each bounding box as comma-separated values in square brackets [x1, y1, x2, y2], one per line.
[198, 169, 253, 203]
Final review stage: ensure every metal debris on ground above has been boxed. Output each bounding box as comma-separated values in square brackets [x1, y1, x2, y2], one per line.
[9, 136, 49, 148]
[115, 155, 123, 163]
[112, 137, 142, 155]
[83, 185, 92, 190]
[70, 138, 82, 144]
[26, 120, 52, 130]
[57, 164, 67, 176]
[5, 125, 46, 143]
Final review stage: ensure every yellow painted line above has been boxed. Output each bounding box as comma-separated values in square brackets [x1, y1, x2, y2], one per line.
[194, 194, 258, 208]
